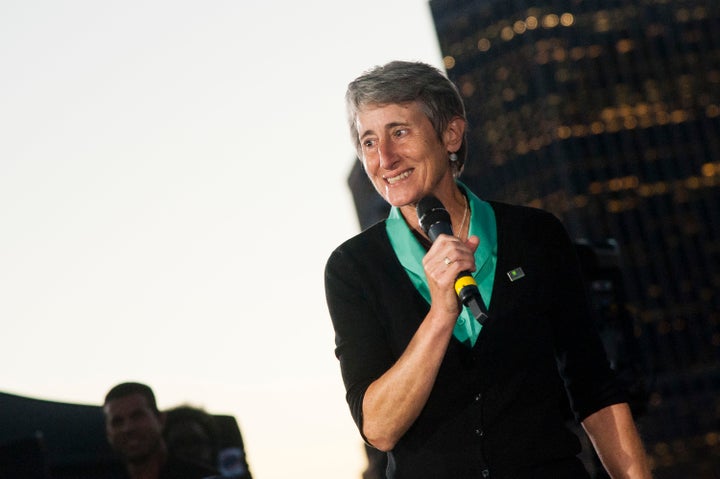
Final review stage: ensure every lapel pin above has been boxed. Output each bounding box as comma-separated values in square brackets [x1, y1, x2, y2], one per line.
[507, 267, 525, 281]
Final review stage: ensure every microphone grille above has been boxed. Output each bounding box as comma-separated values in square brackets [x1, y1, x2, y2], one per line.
[416, 195, 450, 235]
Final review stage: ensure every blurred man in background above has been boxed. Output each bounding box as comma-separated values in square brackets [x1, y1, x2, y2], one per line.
[103, 382, 218, 479]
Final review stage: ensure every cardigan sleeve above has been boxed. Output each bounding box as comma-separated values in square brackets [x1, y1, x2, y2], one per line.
[324, 237, 396, 440]
[540, 210, 628, 421]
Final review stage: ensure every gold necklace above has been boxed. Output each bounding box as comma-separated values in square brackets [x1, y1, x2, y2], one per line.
[457, 195, 468, 240]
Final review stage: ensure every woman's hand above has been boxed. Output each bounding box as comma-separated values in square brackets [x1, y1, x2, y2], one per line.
[422, 234, 480, 319]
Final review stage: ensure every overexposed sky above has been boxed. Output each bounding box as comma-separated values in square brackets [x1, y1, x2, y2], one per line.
[0, 1, 443, 477]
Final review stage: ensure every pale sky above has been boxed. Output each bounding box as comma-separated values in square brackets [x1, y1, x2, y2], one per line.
[0, 1, 444, 477]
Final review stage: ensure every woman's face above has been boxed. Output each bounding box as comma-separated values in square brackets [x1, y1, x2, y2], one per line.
[356, 101, 458, 208]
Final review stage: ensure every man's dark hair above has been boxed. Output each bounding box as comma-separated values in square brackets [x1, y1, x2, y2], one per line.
[104, 382, 160, 416]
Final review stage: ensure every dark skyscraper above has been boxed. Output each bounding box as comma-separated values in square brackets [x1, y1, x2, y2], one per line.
[425, 0, 720, 476]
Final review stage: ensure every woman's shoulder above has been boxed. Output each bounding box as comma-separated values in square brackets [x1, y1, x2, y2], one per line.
[334, 220, 388, 251]
[486, 200, 570, 250]
[326, 220, 389, 264]
[324, 220, 395, 286]
[488, 200, 563, 228]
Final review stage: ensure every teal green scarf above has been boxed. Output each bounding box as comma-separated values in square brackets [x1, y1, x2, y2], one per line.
[386, 183, 497, 347]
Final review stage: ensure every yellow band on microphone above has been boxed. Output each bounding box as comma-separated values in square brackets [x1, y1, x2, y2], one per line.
[454, 275, 477, 295]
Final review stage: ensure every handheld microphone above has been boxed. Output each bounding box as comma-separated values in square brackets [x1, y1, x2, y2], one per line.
[416, 195, 488, 325]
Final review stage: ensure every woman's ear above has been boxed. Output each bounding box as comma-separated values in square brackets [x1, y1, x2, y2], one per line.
[443, 116, 466, 152]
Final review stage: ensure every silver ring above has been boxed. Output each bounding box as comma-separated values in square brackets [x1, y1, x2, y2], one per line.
[444, 257, 452, 265]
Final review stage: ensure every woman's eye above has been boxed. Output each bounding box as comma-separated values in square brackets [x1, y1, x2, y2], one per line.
[363, 139, 376, 148]
[393, 129, 407, 138]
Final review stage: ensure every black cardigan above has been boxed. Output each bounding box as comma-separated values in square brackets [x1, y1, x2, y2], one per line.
[325, 201, 627, 479]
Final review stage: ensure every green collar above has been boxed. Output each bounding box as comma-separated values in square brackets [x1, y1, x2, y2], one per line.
[386, 183, 497, 347]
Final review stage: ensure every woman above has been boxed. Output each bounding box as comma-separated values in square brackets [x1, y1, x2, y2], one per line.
[324, 61, 652, 478]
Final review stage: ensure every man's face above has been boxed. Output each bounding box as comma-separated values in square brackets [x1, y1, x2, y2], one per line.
[104, 393, 164, 463]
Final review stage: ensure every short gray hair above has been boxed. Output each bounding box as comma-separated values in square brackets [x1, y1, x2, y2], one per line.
[345, 60, 468, 175]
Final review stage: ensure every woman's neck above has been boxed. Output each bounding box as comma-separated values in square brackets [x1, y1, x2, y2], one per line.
[401, 186, 469, 242]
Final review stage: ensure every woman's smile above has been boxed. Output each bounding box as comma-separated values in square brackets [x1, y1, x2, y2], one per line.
[385, 169, 414, 185]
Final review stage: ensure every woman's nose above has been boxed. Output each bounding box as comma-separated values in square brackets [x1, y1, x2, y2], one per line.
[378, 141, 397, 169]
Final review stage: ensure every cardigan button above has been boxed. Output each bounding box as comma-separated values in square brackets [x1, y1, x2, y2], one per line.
[475, 428, 484, 437]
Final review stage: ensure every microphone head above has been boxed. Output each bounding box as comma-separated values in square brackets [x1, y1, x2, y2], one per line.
[417, 195, 452, 240]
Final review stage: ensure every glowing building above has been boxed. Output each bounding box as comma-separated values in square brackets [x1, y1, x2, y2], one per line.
[427, 0, 720, 476]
